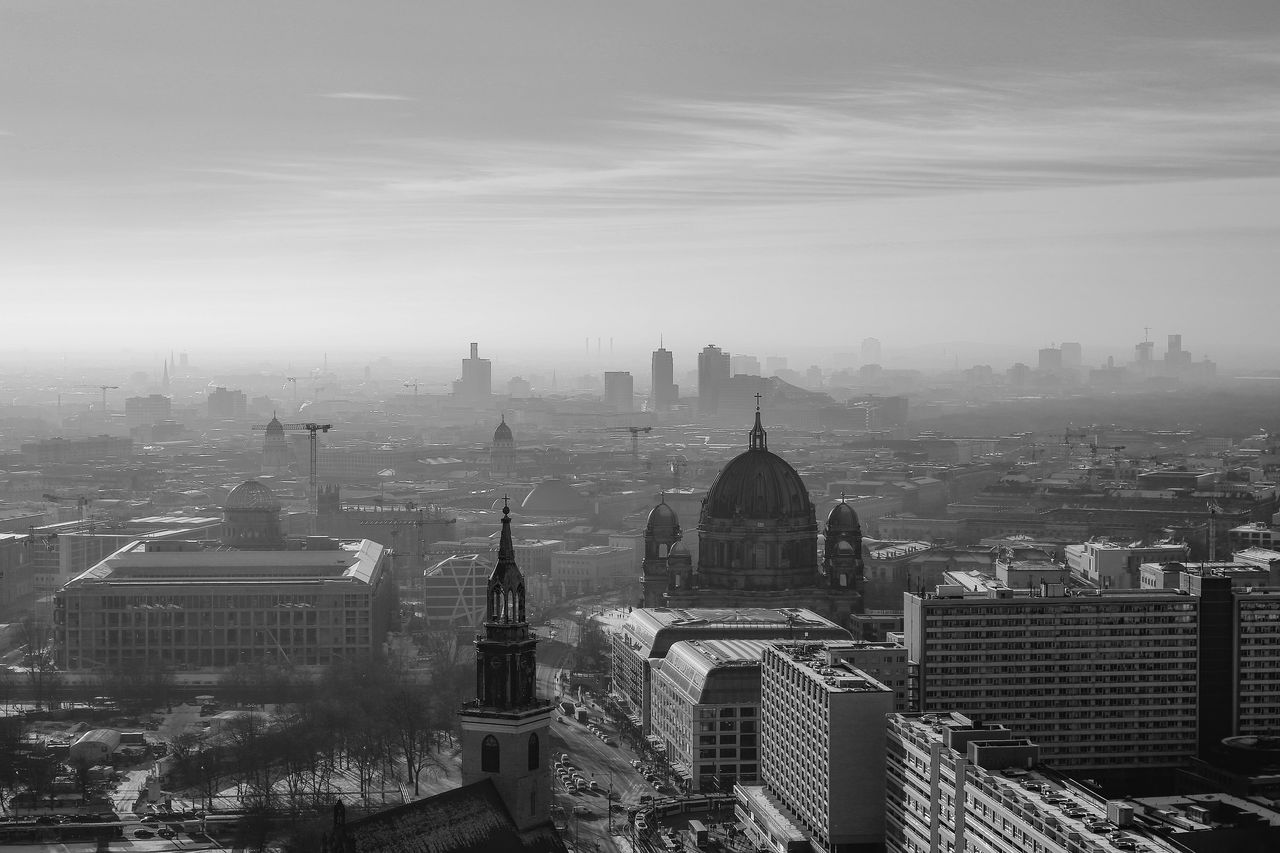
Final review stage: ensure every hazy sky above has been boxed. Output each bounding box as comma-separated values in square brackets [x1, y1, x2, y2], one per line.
[2, 1, 1278, 362]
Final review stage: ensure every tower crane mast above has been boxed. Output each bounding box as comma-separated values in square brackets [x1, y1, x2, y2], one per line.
[252, 421, 332, 513]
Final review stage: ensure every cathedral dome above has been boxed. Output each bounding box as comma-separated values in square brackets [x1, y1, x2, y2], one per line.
[225, 480, 281, 511]
[701, 406, 812, 521]
[493, 417, 512, 443]
[702, 449, 812, 521]
[265, 415, 284, 434]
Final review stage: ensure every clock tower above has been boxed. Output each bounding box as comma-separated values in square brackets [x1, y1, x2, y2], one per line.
[459, 501, 553, 832]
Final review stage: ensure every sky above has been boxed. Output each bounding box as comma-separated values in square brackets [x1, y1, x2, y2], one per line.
[2, 1, 1278, 365]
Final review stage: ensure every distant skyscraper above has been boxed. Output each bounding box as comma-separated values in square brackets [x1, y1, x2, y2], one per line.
[650, 345, 677, 411]
[764, 356, 788, 376]
[697, 344, 730, 416]
[861, 337, 882, 364]
[730, 354, 761, 376]
[1037, 347, 1062, 371]
[1060, 341, 1082, 368]
[454, 342, 492, 402]
[603, 371, 634, 412]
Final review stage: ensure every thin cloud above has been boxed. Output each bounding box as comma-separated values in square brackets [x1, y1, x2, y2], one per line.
[319, 92, 413, 102]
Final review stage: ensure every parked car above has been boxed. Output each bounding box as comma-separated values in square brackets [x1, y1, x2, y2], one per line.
[134, 829, 155, 839]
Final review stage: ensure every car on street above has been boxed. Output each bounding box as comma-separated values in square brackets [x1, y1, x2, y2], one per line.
[134, 829, 155, 839]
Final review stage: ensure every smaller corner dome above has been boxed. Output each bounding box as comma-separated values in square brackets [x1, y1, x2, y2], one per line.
[226, 480, 281, 511]
[493, 419, 513, 442]
[668, 538, 692, 563]
[647, 501, 679, 529]
[265, 415, 284, 433]
[826, 501, 861, 530]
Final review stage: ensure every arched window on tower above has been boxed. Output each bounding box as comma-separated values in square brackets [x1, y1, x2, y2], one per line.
[481, 735, 500, 773]
[528, 732, 540, 770]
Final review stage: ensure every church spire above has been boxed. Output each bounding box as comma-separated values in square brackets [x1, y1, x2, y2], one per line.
[487, 500, 525, 625]
[748, 393, 768, 451]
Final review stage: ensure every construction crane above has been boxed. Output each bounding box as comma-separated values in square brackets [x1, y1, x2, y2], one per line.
[75, 384, 119, 412]
[285, 377, 298, 410]
[578, 425, 654, 466]
[42, 493, 93, 518]
[403, 381, 419, 397]
[252, 421, 332, 512]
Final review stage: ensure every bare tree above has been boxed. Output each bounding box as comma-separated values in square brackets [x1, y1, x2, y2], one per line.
[19, 616, 61, 711]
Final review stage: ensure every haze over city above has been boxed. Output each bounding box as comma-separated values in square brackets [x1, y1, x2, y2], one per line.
[3, 1, 1279, 360]
[5, 5, 1280, 853]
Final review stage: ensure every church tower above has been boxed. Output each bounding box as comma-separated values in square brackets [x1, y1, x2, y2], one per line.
[822, 497, 865, 596]
[489, 415, 516, 480]
[260, 414, 292, 475]
[459, 502, 553, 832]
[641, 496, 682, 607]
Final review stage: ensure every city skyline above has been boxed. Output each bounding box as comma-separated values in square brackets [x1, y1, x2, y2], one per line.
[2, 2, 1278, 357]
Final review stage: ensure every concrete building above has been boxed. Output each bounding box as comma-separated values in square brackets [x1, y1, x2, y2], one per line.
[611, 607, 849, 732]
[207, 386, 247, 419]
[738, 642, 894, 853]
[54, 537, 394, 671]
[649, 638, 771, 792]
[20, 435, 133, 465]
[603, 371, 634, 413]
[549, 545, 632, 598]
[885, 712, 1186, 853]
[0, 533, 34, 614]
[1065, 539, 1191, 589]
[124, 394, 171, 430]
[905, 567, 1280, 769]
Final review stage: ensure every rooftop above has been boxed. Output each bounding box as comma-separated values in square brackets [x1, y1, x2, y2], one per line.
[769, 643, 893, 694]
[63, 538, 385, 587]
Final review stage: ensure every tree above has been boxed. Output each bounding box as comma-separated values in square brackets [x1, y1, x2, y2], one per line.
[19, 616, 61, 711]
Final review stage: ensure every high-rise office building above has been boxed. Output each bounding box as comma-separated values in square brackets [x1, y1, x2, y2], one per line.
[651, 345, 677, 411]
[603, 371, 634, 412]
[1037, 347, 1062, 371]
[861, 337, 882, 365]
[730, 354, 761, 376]
[455, 342, 492, 402]
[1060, 341, 1082, 368]
[737, 642, 894, 853]
[905, 567, 1280, 769]
[697, 344, 730, 416]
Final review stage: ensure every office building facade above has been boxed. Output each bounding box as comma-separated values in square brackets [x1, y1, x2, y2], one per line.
[651, 345, 677, 411]
[738, 642, 894, 853]
[54, 538, 394, 671]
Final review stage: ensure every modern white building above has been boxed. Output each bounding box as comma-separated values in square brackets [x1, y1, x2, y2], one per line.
[738, 642, 894, 853]
[1063, 539, 1190, 589]
[421, 553, 492, 630]
[649, 638, 771, 793]
[611, 607, 849, 733]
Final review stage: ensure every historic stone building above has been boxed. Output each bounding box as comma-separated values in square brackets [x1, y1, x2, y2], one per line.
[642, 407, 864, 624]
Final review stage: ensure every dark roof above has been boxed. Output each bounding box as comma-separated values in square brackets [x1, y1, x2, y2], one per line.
[326, 779, 566, 853]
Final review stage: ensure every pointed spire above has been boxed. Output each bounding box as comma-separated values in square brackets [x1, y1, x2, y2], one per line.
[495, 498, 520, 581]
[749, 393, 767, 451]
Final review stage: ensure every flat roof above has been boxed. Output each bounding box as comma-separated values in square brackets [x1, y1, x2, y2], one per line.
[769, 643, 892, 695]
[63, 538, 385, 588]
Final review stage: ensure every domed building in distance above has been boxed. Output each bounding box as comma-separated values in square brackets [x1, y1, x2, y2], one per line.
[643, 404, 864, 623]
